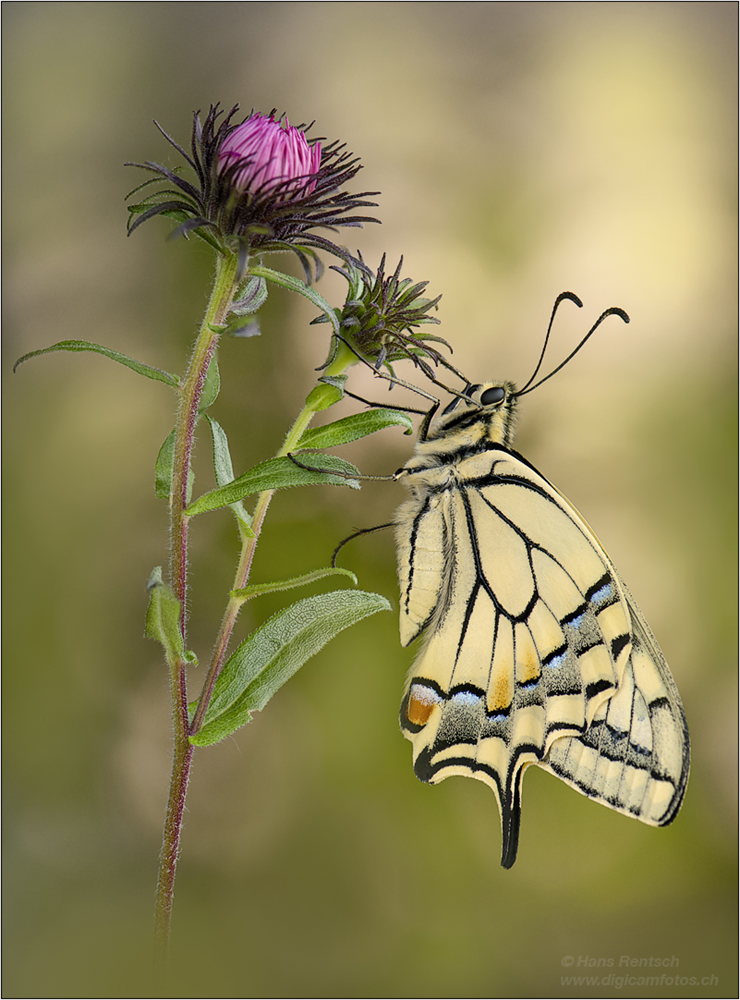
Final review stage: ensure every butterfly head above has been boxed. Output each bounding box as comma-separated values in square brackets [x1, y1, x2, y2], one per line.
[431, 380, 518, 449]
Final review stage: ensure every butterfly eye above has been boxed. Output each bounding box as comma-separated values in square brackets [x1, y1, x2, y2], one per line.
[480, 386, 506, 406]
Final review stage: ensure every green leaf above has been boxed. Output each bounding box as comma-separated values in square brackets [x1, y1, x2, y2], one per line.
[154, 430, 194, 503]
[298, 408, 414, 450]
[205, 415, 254, 536]
[226, 317, 260, 339]
[318, 374, 348, 392]
[190, 227, 225, 254]
[249, 264, 340, 337]
[153, 358, 219, 503]
[185, 453, 361, 517]
[231, 566, 357, 602]
[198, 355, 220, 412]
[13, 340, 179, 387]
[154, 431, 175, 500]
[189, 590, 391, 746]
[144, 567, 184, 663]
[305, 382, 344, 412]
[231, 275, 268, 315]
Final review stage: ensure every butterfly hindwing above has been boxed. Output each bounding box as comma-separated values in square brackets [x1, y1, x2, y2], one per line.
[397, 425, 689, 868]
[541, 591, 690, 827]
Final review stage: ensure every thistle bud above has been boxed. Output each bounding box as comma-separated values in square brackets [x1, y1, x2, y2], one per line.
[315, 254, 454, 380]
[218, 114, 321, 201]
[126, 104, 379, 277]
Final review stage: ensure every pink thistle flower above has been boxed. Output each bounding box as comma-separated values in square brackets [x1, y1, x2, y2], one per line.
[126, 104, 379, 280]
[218, 114, 322, 201]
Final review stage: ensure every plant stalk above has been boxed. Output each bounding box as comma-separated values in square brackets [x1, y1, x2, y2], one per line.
[154, 263, 357, 959]
[189, 400, 319, 735]
[154, 251, 240, 967]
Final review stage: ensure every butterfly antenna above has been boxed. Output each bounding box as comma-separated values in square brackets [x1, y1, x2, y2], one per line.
[516, 306, 630, 397]
[517, 291, 584, 394]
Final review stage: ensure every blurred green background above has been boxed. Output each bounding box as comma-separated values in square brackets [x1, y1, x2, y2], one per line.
[3, 3, 736, 997]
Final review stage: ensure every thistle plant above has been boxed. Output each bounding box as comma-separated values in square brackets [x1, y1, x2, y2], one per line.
[14, 103, 449, 968]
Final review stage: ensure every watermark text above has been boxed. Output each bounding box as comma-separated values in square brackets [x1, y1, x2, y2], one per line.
[561, 955, 679, 969]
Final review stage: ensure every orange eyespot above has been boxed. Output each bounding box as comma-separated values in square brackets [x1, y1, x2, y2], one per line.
[406, 684, 441, 726]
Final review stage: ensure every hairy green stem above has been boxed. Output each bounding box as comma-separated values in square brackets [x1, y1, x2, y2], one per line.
[154, 256, 357, 962]
[154, 251, 240, 968]
[170, 252, 240, 618]
[189, 400, 319, 736]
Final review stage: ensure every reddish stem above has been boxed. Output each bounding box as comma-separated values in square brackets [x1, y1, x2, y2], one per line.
[154, 252, 240, 969]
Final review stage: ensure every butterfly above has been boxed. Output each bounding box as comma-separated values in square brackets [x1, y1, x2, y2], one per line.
[393, 299, 690, 868]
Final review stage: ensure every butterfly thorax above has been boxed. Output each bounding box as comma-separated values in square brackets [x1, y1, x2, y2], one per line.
[401, 381, 518, 480]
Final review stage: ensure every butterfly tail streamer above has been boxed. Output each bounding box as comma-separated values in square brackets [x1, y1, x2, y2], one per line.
[500, 766, 525, 869]
[400, 674, 536, 869]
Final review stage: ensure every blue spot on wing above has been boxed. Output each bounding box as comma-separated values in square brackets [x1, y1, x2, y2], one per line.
[545, 652, 566, 670]
[451, 691, 483, 707]
[590, 582, 613, 603]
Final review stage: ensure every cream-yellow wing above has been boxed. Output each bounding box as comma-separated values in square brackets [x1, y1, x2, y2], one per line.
[396, 445, 689, 868]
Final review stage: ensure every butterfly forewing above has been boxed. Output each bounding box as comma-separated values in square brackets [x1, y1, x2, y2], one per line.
[396, 388, 689, 868]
